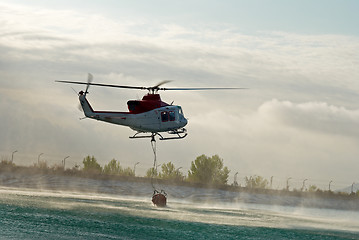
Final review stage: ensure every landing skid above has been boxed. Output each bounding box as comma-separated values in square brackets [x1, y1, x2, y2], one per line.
[129, 128, 187, 140]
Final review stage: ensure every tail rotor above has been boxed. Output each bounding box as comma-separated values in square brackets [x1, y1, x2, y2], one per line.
[84, 73, 93, 96]
[66, 74, 93, 111]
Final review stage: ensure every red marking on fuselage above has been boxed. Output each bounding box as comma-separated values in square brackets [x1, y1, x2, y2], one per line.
[127, 94, 169, 114]
[83, 93, 169, 115]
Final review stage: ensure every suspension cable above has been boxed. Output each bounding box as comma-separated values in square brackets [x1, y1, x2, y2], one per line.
[150, 134, 167, 202]
[150, 134, 157, 190]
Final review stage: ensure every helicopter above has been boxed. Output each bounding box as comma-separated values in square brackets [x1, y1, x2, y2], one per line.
[56, 73, 245, 140]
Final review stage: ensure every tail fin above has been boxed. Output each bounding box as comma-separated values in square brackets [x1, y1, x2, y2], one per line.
[79, 94, 95, 117]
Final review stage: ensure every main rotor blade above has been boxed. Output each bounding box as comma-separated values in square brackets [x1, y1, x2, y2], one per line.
[55, 80, 147, 90]
[56, 80, 247, 91]
[159, 87, 248, 91]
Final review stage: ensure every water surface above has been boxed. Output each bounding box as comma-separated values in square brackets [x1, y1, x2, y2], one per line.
[0, 186, 358, 240]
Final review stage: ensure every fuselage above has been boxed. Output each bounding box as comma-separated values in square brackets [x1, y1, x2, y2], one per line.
[79, 93, 188, 133]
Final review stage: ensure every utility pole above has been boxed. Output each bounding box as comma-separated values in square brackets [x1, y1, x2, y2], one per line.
[329, 180, 333, 192]
[63, 156, 70, 169]
[301, 179, 308, 191]
[11, 150, 18, 163]
[351, 182, 355, 194]
[134, 162, 140, 176]
[176, 167, 183, 179]
[270, 176, 274, 189]
[286, 177, 292, 191]
[234, 172, 239, 186]
[38, 153, 44, 165]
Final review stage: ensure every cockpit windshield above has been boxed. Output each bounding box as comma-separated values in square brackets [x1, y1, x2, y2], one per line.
[178, 106, 184, 116]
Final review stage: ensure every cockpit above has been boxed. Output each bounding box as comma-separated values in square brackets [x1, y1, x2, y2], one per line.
[159, 106, 187, 128]
[178, 106, 185, 120]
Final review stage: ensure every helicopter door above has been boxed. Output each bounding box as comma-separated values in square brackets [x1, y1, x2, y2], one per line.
[169, 111, 176, 121]
[160, 111, 169, 131]
[161, 111, 176, 122]
[160, 110, 177, 131]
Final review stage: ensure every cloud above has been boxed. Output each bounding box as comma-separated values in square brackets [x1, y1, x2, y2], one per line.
[257, 99, 359, 138]
[1, 3, 358, 84]
[187, 99, 359, 187]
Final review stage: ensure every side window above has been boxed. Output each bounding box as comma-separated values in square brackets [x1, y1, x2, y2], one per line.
[127, 101, 139, 112]
[161, 111, 169, 122]
[169, 111, 175, 121]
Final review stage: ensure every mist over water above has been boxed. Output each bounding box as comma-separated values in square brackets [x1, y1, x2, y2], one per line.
[0, 173, 358, 239]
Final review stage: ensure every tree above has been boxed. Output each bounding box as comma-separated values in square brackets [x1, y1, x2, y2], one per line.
[82, 155, 102, 174]
[35, 160, 48, 170]
[50, 163, 64, 172]
[146, 167, 158, 178]
[308, 185, 318, 192]
[187, 154, 229, 185]
[159, 162, 184, 181]
[0, 156, 15, 168]
[103, 159, 121, 175]
[121, 167, 135, 177]
[244, 175, 269, 189]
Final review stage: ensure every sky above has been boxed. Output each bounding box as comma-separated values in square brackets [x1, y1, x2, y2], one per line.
[1, 0, 359, 190]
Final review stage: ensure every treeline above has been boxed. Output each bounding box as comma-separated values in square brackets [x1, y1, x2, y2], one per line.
[81, 154, 230, 186]
[1, 154, 359, 197]
[82, 156, 136, 177]
[0, 154, 231, 186]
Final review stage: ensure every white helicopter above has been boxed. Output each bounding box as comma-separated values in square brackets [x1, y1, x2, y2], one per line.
[56, 73, 244, 140]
